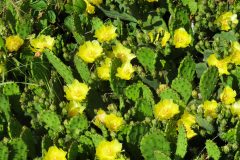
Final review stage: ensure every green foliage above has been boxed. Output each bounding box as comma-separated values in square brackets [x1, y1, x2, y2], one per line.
[7, 118, 22, 138]
[205, 140, 221, 160]
[45, 50, 74, 84]
[9, 138, 28, 160]
[199, 67, 218, 101]
[140, 131, 171, 160]
[196, 115, 215, 134]
[20, 127, 36, 159]
[2, 82, 20, 95]
[178, 55, 196, 82]
[175, 124, 187, 158]
[171, 77, 192, 104]
[134, 99, 153, 121]
[0, 95, 10, 121]
[0, 142, 8, 160]
[74, 55, 92, 84]
[136, 47, 157, 76]
[68, 142, 78, 160]
[159, 88, 183, 105]
[181, 0, 198, 14]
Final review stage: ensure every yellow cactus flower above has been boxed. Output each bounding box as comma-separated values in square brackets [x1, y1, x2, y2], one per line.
[215, 12, 238, 31]
[88, 0, 102, 5]
[202, 100, 218, 118]
[207, 54, 231, 75]
[154, 99, 179, 121]
[84, 0, 95, 14]
[67, 101, 86, 117]
[116, 62, 135, 80]
[43, 146, 67, 160]
[97, 58, 111, 80]
[96, 139, 122, 160]
[30, 35, 55, 53]
[95, 24, 117, 43]
[94, 109, 107, 124]
[230, 101, 240, 117]
[64, 79, 90, 102]
[112, 42, 136, 63]
[177, 111, 197, 139]
[173, 28, 191, 48]
[5, 35, 24, 52]
[161, 31, 170, 47]
[220, 86, 236, 105]
[77, 40, 103, 63]
[230, 41, 240, 65]
[104, 113, 124, 132]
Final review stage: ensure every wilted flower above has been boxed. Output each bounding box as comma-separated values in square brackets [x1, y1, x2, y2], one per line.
[94, 109, 107, 124]
[154, 99, 179, 121]
[97, 57, 112, 80]
[161, 31, 170, 47]
[64, 79, 90, 102]
[96, 139, 122, 160]
[104, 113, 124, 132]
[84, 0, 95, 14]
[95, 24, 117, 43]
[177, 111, 197, 139]
[207, 54, 231, 75]
[77, 40, 103, 63]
[116, 62, 135, 80]
[43, 146, 67, 160]
[220, 86, 236, 105]
[5, 35, 24, 52]
[215, 12, 238, 31]
[30, 35, 55, 53]
[173, 28, 191, 48]
[202, 100, 218, 118]
[112, 42, 136, 63]
[67, 101, 86, 117]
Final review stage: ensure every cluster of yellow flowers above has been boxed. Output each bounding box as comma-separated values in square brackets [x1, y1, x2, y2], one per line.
[215, 11, 238, 31]
[64, 79, 90, 116]
[202, 100, 218, 118]
[5, 35, 24, 52]
[43, 146, 67, 160]
[84, 0, 103, 14]
[148, 27, 171, 47]
[96, 139, 122, 160]
[30, 35, 55, 53]
[94, 109, 124, 132]
[207, 41, 240, 75]
[95, 24, 118, 43]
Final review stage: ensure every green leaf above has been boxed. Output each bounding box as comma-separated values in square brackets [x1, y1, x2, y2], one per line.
[175, 124, 187, 158]
[206, 140, 221, 160]
[47, 10, 56, 23]
[30, 0, 48, 11]
[72, 0, 86, 14]
[3, 82, 20, 95]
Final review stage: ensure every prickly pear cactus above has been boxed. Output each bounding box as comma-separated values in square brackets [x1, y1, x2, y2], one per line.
[0, 94, 10, 121]
[45, 49, 74, 84]
[196, 115, 215, 134]
[134, 99, 153, 121]
[171, 77, 192, 104]
[20, 127, 36, 158]
[175, 124, 187, 158]
[140, 131, 171, 160]
[78, 135, 95, 159]
[65, 115, 89, 139]
[178, 55, 196, 82]
[2, 82, 20, 95]
[199, 67, 218, 101]
[159, 88, 183, 105]
[205, 140, 221, 160]
[8, 118, 22, 138]
[0, 142, 8, 160]
[9, 138, 28, 160]
[74, 55, 92, 84]
[136, 47, 157, 76]
[68, 141, 78, 160]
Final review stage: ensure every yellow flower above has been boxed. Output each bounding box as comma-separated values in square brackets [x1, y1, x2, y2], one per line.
[67, 101, 86, 117]
[88, 0, 102, 5]
[116, 62, 135, 80]
[95, 24, 117, 43]
[215, 12, 238, 31]
[43, 146, 67, 160]
[230, 41, 240, 65]
[30, 35, 55, 53]
[173, 28, 191, 48]
[154, 99, 179, 121]
[77, 40, 103, 63]
[104, 113, 124, 132]
[161, 31, 170, 47]
[177, 111, 197, 139]
[112, 42, 136, 63]
[96, 139, 122, 160]
[220, 86, 236, 105]
[97, 58, 111, 80]
[64, 79, 90, 102]
[5, 35, 24, 52]
[207, 54, 231, 75]
[94, 109, 107, 123]
[202, 100, 218, 118]
[84, 0, 95, 14]
[230, 101, 240, 117]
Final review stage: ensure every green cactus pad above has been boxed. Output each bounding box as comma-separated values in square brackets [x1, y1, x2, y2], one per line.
[20, 127, 36, 158]
[175, 124, 187, 158]
[74, 55, 92, 84]
[3, 82, 20, 95]
[136, 47, 157, 76]
[0, 95, 10, 121]
[159, 88, 183, 105]
[41, 135, 53, 155]
[0, 142, 8, 160]
[199, 67, 218, 101]
[78, 135, 95, 159]
[140, 131, 171, 160]
[196, 115, 215, 134]
[178, 55, 196, 82]
[134, 99, 153, 121]
[206, 140, 221, 160]
[171, 77, 192, 104]
[8, 118, 22, 138]
[9, 138, 28, 160]
[68, 141, 78, 160]
[154, 151, 171, 160]
[45, 49, 74, 84]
